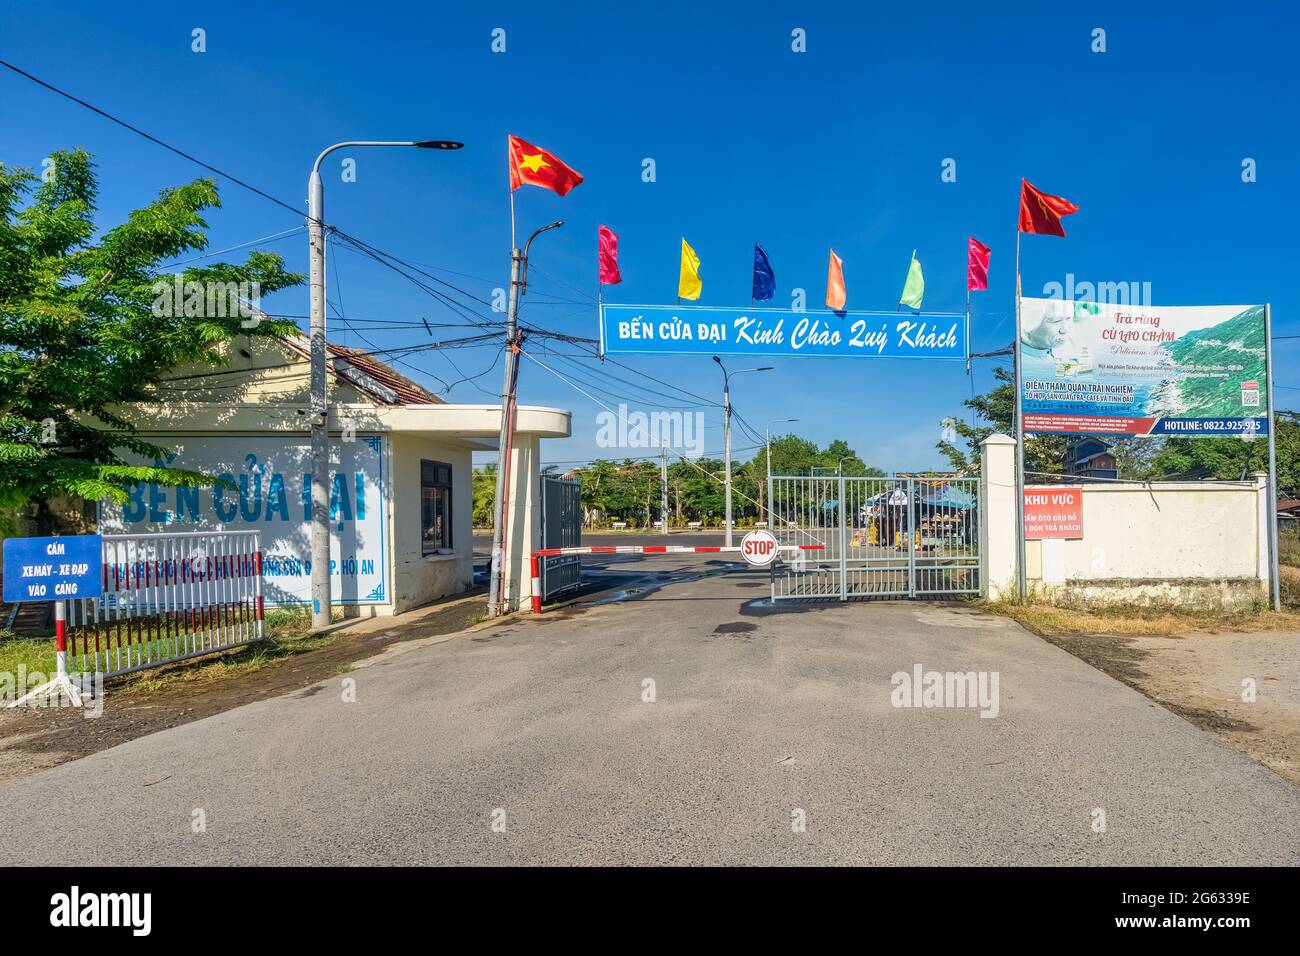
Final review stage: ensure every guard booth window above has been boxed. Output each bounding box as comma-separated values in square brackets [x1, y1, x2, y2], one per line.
[421, 460, 453, 554]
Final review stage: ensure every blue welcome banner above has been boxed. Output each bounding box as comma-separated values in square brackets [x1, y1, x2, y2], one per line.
[600, 304, 968, 359]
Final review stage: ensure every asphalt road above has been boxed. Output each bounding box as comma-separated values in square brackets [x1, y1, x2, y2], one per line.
[4, 555, 1299, 865]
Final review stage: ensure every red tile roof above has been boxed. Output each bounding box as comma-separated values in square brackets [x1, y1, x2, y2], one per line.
[326, 343, 444, 405]
[279, 335, 444, 405]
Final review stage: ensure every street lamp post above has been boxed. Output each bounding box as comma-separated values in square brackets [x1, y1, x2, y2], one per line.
[712, 357, 773, 547]
[305, 139, 462, 632]
[765, 418, 799, 527]
[765, 419, 799, 478]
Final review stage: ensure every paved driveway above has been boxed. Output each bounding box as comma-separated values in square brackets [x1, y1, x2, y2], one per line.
[3, 559, 1298, 865]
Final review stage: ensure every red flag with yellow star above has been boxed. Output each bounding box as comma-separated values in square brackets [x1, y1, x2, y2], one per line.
[508, 135, 584, 196]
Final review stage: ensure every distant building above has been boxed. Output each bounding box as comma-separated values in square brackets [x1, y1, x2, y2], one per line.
[1064, 437, 1118, 480]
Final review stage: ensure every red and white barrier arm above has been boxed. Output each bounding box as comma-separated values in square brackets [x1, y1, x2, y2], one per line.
[528, 544, 825, 614]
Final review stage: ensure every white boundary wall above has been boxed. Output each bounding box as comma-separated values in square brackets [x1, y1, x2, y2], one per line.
[980, 435, 1273, 608]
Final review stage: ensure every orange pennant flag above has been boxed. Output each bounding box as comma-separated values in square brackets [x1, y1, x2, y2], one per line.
[825, 249, 846, 311]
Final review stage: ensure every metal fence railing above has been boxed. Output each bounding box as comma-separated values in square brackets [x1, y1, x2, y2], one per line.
[769, 472, 981, 601]
[64, 531, 264, 678]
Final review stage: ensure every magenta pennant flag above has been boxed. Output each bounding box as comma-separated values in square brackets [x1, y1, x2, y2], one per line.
[967, 237, 990, 291]
[598, 224, 622, 285]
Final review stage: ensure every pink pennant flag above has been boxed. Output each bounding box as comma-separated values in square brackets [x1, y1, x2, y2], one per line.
[967, 237, 990, 291]
[598, 224, 622, 285]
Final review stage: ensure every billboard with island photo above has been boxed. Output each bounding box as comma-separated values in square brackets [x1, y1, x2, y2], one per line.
[1017, 298, 1269, 436]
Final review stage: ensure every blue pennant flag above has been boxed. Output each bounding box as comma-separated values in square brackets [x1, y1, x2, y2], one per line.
[751, 243, 775, 302]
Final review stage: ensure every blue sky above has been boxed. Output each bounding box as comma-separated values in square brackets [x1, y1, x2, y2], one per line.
[3, 1, 1296, 470]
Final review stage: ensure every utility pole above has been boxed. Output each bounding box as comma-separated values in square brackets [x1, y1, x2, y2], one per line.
[660, 447, 669, 536]
[488, 220, 563, 618]
[306, 165, 329, 632]
[1264, 303, 1281, 611]
[487, 249, 522, 619]
[712, 357, 773, 547]
[305, 139, 461, 632]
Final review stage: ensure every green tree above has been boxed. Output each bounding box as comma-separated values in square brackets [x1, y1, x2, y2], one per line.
[1109, 436, 1161, 481]
[816, 438, 883, 476]
[572, 438, 885, 528]
[0, 150, 302, 530]
[1148, 415, 1298, 496]
[764, 434, 820, 474]
[472, 463, 496, 526]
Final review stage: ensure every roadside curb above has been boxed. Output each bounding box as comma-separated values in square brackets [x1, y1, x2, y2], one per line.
[346, 605, 518, 671]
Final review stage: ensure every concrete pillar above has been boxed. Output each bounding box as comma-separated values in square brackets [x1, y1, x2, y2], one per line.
[980, 434, 1018, 601]
[503, 435, 542, 611]
[1253, 471, 1271, 591]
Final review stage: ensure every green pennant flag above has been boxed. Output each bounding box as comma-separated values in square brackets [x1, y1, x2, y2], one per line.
[899, 250, 924, 310]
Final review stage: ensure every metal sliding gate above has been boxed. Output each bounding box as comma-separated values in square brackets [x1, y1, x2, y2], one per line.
[539, 474, 582, 601]
[769, 472, 980, 601]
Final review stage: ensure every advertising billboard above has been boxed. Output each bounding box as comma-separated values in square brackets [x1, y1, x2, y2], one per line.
[1018, 298, 1268, 436]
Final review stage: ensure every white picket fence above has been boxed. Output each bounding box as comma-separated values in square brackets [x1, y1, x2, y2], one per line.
[64, 530, 264, 677]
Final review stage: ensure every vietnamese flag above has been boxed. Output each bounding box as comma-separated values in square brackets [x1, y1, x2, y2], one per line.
[508, 135, 584, 196]
[1019, 179, 1079, 236]
[967, 237, 991, 291]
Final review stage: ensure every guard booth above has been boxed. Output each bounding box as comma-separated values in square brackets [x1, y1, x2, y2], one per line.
[538, 474, 582, 602]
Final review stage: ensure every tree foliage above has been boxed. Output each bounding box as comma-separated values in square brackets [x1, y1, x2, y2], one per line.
[474, 436, 883, 528]
[1145, 419, 1298, 496]
[0, 150, 302, 528]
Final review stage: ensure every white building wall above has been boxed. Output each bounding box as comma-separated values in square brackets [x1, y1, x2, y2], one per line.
[1029, 479, 1262, 579]
[980, 434, 1018, 601]
[503, 435, 542, 611]
[386, 434, 474, 614]
[980, 436, 1272, 609]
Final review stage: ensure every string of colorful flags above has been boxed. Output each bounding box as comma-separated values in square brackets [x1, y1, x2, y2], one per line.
[508, 134, 1080, 314]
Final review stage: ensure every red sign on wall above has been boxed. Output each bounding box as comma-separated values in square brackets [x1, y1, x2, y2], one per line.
[1024, 487, 1083, 539]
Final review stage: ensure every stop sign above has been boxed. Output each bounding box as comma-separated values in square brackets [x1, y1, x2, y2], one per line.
[740, 529, 779, 567]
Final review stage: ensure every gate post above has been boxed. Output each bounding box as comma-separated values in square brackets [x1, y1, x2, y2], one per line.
[906, 477, 917, 598]
[768, 467, 776, 603]
[980, 434, 1018, 600]
[838, 471, 847, 601]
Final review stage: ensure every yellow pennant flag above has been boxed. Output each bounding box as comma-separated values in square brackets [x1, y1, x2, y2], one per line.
[678, 237, 702, 301]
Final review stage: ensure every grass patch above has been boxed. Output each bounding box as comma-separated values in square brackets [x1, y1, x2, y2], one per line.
[1281, 565, 1300, 607]
[985, 598, 1300, 637]
[1280, 528, 1300, 569]
[0, 632, 59, 678]
[113, 609, 329, 695]
[0, 608, 332, 694]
